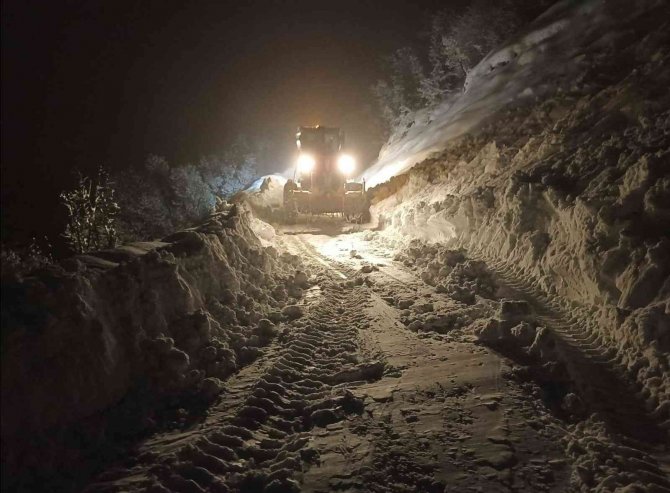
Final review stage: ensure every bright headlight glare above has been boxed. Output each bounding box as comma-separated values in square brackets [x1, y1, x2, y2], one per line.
[297, 154, 315, 173]
[337, 154, 355, 175]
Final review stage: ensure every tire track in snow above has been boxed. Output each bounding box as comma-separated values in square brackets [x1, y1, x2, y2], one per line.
[482, 258, 670, 484]
[351, 240, 669, 489]
[279, 235, 356, 280]
[85, 266, 381, 492]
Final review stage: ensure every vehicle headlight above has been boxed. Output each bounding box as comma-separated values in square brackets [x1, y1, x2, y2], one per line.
[297, 153, 315, 173]
[337, 154, 355, 175]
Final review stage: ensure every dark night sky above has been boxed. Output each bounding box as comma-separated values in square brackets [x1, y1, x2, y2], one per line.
[2, 0, 449, 243]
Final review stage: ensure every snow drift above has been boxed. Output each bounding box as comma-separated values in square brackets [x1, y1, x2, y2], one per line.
[1, 202, 306, 489]
[369, 0, 669, 423]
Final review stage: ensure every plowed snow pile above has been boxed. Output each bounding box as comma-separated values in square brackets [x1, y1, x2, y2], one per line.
[369, 0, 669, 427]
[1, 203, 309, 491]
[235, 174, 288, 227]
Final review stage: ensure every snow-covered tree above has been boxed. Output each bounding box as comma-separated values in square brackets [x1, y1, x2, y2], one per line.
[61, 166, 119, 253]
[373, 47, 428, 128]
[169, 164, 216, 226]
[421, 1, 520, 102]
[373, 0, 524, 123]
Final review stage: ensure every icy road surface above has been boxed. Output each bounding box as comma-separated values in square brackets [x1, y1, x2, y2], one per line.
[85, 229, 669, 492]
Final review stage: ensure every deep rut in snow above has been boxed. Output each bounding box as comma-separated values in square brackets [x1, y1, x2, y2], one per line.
[360, 238, 670, 490]
[85, 270, 382, 492]
[292, 231, 669, 491]
[482, 260, 670, 480]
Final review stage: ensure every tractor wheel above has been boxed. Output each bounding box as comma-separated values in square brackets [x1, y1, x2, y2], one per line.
[361, 206, 371, 223]
[280, 203, 297, 224]
[283, 180, 299, 224]
[283, 179, 297, 203]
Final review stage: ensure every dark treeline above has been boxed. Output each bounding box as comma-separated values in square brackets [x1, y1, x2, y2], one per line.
[1, 138, 260, 276]
[372, 0, 554, 132]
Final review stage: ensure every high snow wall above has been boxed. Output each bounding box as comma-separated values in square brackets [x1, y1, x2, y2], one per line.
[1, 203, 303, 487]
[370, 1, 669, 419]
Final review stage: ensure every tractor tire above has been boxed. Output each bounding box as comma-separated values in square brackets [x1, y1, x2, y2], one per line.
[361, 206, 371, 223]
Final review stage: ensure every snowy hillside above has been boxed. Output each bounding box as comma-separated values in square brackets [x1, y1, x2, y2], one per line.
[363, 0, 666, 188]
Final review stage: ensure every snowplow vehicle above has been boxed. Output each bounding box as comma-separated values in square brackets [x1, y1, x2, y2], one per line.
[283, 126, 369, 222]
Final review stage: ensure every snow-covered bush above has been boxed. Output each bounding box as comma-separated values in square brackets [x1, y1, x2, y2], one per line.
[116, 156, 201, 242]
[198, 138, 258, 198]
[114, 157, 175, 241]
[116, 140, 258, 242]
[0, 238, 53, 281]
[169, 164, 216, 226]
[60, 166, 119, 253]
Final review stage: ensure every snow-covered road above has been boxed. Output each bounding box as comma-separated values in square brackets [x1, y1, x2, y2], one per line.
[84, 229, 669, 492]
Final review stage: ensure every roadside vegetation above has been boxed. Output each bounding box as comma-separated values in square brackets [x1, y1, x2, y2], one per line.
[0, 138, 259, 277]
[0, 238, 54, 281]
[60, 166, 120, 254]
[65, 139, 258, 250]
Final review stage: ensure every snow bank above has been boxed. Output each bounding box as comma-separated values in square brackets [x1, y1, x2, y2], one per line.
[238, 174, 286, 209]
[230, 174, 288, 228]
[370, 0, 670, 423]
[250, 216, 277, 244]
[0, 202, 305, 488]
